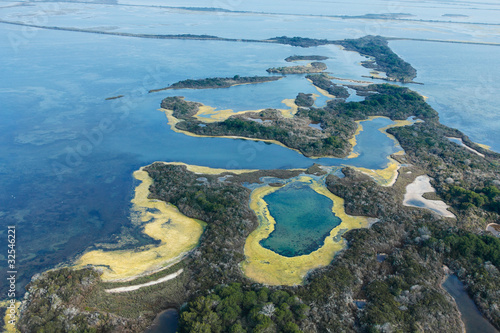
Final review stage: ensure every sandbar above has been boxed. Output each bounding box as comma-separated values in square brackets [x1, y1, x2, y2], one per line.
[347, 120, 364, 159]
[241, 176, 370, 286]
[162, 162, 258, 175]
[352, 155, 402, 187]
[191, 99, 299, 123]
[75, 168, 206, 282]
[105, 269, 184, 293]
[307, 78, 336, 99]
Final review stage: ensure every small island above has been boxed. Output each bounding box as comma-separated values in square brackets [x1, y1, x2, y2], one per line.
[285, 55, 329, 62]
[266, 61, 327, 74]
[149, 75, 282, 93]
[268, 35, 417, 83]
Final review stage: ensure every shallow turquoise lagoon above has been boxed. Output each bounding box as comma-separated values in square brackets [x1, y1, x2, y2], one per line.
[260, 183, 341, 257]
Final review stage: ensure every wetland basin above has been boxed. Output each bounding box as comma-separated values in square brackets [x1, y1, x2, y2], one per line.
[260, 182, 342, 257]
[242, 176, 371, 286]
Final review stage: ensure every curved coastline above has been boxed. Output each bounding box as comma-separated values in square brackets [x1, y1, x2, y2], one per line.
[163, 104, 411, 164]
[241, 176, 371, 286]
[161, 107, 309, 155]
[351, 154, 402, 187]
[349, 116, 415, 186]
[307, 78, 336, 99]
[74, 168, 206, 282]
[192, 98, 299, 123]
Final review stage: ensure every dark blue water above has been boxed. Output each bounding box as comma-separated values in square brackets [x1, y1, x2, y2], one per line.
[260, 183, 342, 257]
[442, 275, 499, 333]
[145, 309, 179, 333]
[389, 41, 500, 152]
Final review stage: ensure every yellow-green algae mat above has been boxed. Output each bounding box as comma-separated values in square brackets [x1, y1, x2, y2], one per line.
[1, 300, 21, 333]
[241, 176, 371, 286]
[75, 167, 206, 282]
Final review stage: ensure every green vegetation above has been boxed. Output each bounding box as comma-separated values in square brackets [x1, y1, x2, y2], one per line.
[161, 96, 201, 119]
[266, 62, 327, 74]
[443, 185, 500, 213]
[330, 84, 437, 120]
[17, 268, 144, 332]
[150, 76, 282, 93]
[180, 283, 308, 333]
[294, 93, 314, 107]
[285, 55, 329, 62]
[174, 107, 356, 157]
[269, 36, 416, 82]
[269, 36, 331, 47]
[388, 120, 499, 227]
[165, 83, 436, 158]
[336, 35, 417, 82]
[306, 74, 350, 98]
[16, 262, 189, 332]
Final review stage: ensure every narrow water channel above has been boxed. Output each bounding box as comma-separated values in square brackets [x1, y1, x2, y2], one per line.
[442, 275, 499, 333]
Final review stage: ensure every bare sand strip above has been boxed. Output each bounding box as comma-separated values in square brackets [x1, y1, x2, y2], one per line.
[105, 269, 184, 294]
[447, 137, 485, 157]
[403, 175, 455, 218]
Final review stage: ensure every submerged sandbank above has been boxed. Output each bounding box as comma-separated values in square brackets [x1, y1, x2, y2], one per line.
[241, 176, 371, 286]
[75, 168, 205, 282]
[403, 175, 455, 218]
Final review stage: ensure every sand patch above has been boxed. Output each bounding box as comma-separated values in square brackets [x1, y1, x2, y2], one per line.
[105, 269, 184, 293]
[403, 175, 455, 218]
